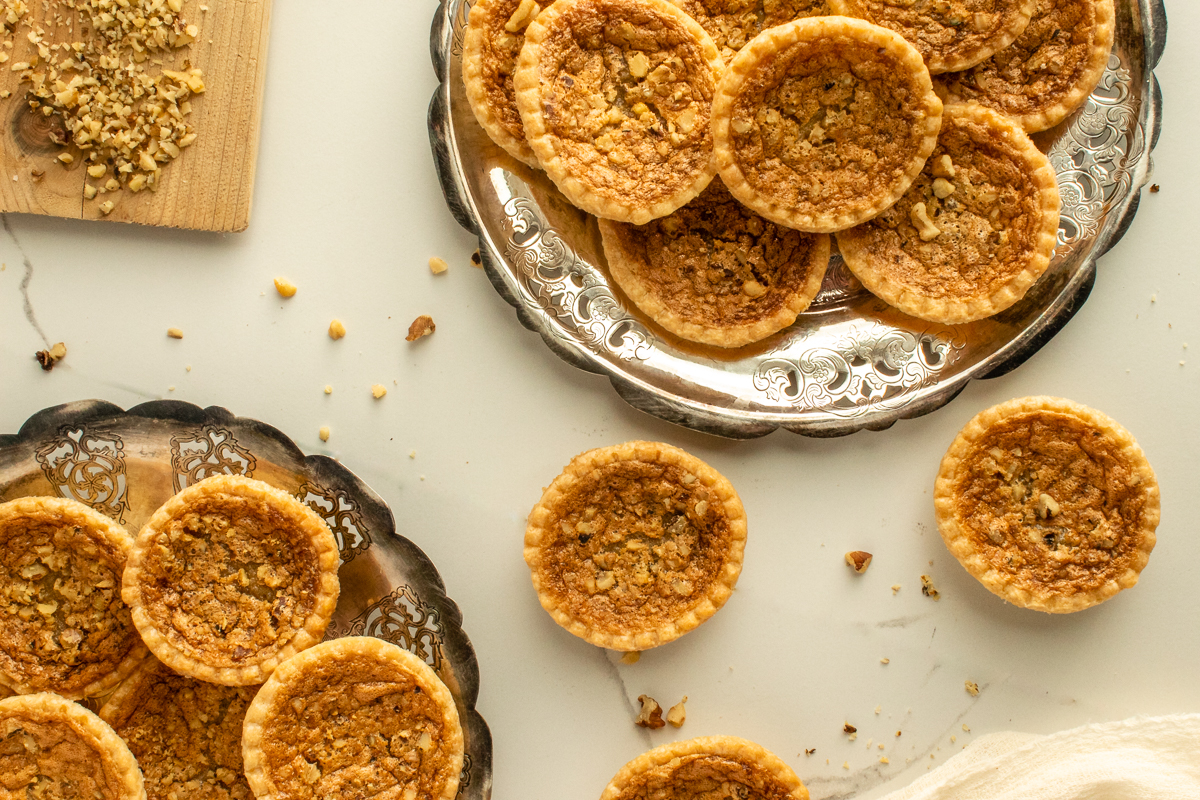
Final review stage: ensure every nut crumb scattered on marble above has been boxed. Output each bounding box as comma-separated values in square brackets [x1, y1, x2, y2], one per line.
[371, 384, 387, 399]
[409, 450, 417, 459]
[470, 250, 483, 268]
[34, 342, 67, 371]
[880, 658, 890, 665]
[896, 730, 902, 737]
[328, 319, 346, 340]
[891, 584, 901, 594]
[324, 385, 333, 394]
[167, 385, 175, 392]
[920, 574, 940, 600]
[1149, 184, 1160, 193]
[874, 705, 881, 715]
[963, 724, 971, 732]
[965, 681, 980, 697]
[274, 277, 297, 298]
[167, 327, 184, 339]
[406, 315, 436, 341]
[635, 695, 665, 729]
[319, 426, 330, 442]
[666, 697, 687, 728]
[429, 256, 449, 275]
[880, 757, 890, 764]
[620, 651, 640, 665]
[186, 365, 192, 372]
[845, 551, 872, 573]
[805, 749, 815, 756]
[951, 735, 957, 743]
[842, 761, 849, 770]
[843, 722, 857, 734]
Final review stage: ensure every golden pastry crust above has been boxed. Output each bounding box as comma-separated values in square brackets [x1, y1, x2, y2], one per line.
[934, 396, 1160, 614]
[670, 0, 832, 63]
[241, 636, 463, 800]
[513, 0, 724, 223]
[828, 0, 1038, 74]
[599, 181, 831, 347]
[0, 497, 148, 700]
[99, 658, 257, 800]
[601, 736, 809, 800]
[122, 475, 340, 687]
[525, 441, 747, 651]
[936, 0, 1115, 133]
[713, 17, 943, 233]
[0, 692, 146, 800]
[462, 0, 541, 167]
[836, 102, 1059, 323]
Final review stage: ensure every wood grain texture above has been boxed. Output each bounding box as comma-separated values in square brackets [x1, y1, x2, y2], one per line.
[0, 0, 271, 232]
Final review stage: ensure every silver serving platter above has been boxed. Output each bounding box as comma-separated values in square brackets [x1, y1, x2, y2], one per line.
[0, 400, 492, 800]
[428, 0, 1166, 439]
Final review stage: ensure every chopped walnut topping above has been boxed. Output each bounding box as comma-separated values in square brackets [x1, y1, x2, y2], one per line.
[428, 256, 449, 275]
[845, 551, 872, 573]
[932, 178, 956, 199]
[406, 315, 436, 342]
[932, 155, 956, 179]
[635, 694, 665, 729]
[666, 696, 687, 728]
[371, 384, 387, 399]
[910, 201, 941, 241]
[167, 327, 184, 339]
[34, 341, 67, 370]
[328, 319, 346, 340]
[965, 680, 980, 697]
[274, 277, 297, 298]
[920, 574, 940, 600]
[1035, 493, 1061, 519]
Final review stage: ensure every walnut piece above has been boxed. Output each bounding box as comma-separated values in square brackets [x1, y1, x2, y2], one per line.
[920, 574, 940, 600]
[666, 696, 687, 728]
[635, 695, 665, 729]
[845, 551, 872, 573]
[34, 341, 67, 371]
[910, 202, 941, 241]
[843, 722, 857, 734]
[406, 315, 436, 342]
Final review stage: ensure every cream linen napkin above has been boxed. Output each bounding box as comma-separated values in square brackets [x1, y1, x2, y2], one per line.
[876, 715, 1200, 800]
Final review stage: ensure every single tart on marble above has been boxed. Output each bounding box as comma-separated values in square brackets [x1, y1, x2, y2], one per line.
[121, 474, 340, 687]
[828, 0, 1037, 74]
[462, 0, 543, 167]
[599, 181, 831, 347]
[936, 0, 1115, 133]
[513, 0, 724, 223]
[670, 0, 832, 63]
[835, 102, 1060, 324]
[524, 441, 746, 651]
[934, 396, 1160, 614]
[0, 496, 148, 700]
[712, 16, 943, 233]
[601, 736, 809, 800]
[99, 657, 259, 800]
[241, 636, 464, 800]
[0, 692, 146, 800]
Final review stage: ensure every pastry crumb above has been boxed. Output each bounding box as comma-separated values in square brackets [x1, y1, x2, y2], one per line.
[34, 342, 67, 371]
[965, 680, 980, 697]
[666, 696, 687, 728]
[805, 749, 815, 756]
[274, 277, 297, 298]
[880, 756, 889, 764]
[167, 327, 184, 339]
[406, 315, 436, 341]
[409, 450, 417, 459]
[845, 551, 872, 573]
[319, 426, 330, 442]
[891, 584, 901, 594]
[429, 256, 449, 275]
[371, 384, 387, 399]
[635, 695, 665, 729]
[920, 574, 940, 600]
[874, 705, 881, 714]
[324, 385, 333, 394]
[328, 319, 346, 340]
[619, 651, 640, 665]
[880, 658, 890, 665]
[842, 761, 849, 770]
[1149, 184, 1160, 193]
[470, 250, 483, 268]
[963, 724, 971, 732]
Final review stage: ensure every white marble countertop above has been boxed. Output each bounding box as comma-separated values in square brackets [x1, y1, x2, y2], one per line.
[2, 2, 1198, 798]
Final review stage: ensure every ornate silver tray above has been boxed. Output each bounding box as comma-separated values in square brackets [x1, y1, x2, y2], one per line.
[428, 0, 1166, 439]
[0, 400, 492, 800]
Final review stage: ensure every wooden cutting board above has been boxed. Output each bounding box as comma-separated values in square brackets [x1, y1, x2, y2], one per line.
[0, 0, 271, 232]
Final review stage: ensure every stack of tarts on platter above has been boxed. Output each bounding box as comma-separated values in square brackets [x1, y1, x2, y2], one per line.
[463, 0, 1116, 343]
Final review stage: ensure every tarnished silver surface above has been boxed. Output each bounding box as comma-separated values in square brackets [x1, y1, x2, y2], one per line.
[429, 1, 1166, 438]
[0, 400, 492, 800]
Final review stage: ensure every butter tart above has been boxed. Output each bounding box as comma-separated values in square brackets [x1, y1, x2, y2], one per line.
[935, 396, 1160, 613]
[712, 16, 943, 233]
[242, 636, 464, 800]
[0, 692, 145, 800]
[122, 474, 340, 686]
[525, 441, 747, 651]
[514, 0, 724, 223]
[836, 102, 1060, 323]
[0, 496, 147, 700]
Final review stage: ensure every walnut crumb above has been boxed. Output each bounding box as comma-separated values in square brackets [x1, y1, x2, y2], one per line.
[428, 256, 449, 275]
[371, 384, 387, 399]
[1149, 184, 1160, 193]
[965, 681, 980, 697]
[274, 277, 297, 298]
[34, 342, 68, 370]
[880, 658, 890, 665]
[328, 319, 346, 340]
[845, 551, 872, 573]
[920, 575, 940, 600]
[99, 200, 115, 216]
[635, 695, 665, 729]
[167, 327, 184, 339]
[470, 250, 483, 268]
[620, 651, 640, 665]
[666, 697, 687, 728]
[406, 315, 436, 341]
[805, 749, 815, 756]
[843, 722, 857, 734]
[319, 426, 330, 442]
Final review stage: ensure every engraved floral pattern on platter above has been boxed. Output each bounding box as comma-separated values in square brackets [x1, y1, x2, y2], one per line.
[34, 426, 129, 523]
[169, 426, 257, 492]
[298, 481, 372, 565]
[503, 195, 654, 362]
[328, 584, 446, 673]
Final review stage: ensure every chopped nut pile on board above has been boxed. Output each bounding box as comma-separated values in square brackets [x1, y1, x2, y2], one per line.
[1, 0, 204, 202]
